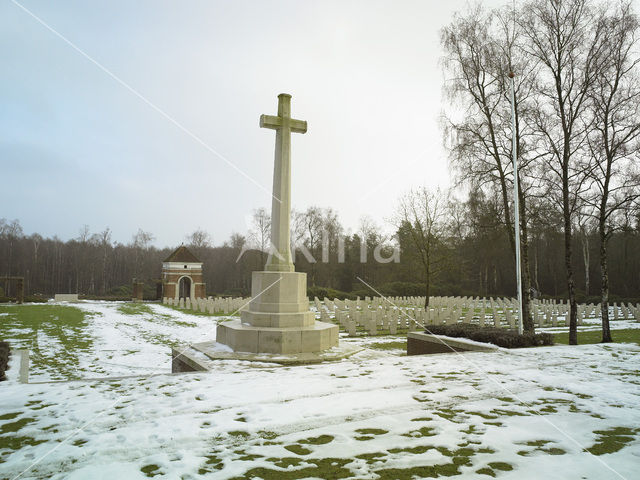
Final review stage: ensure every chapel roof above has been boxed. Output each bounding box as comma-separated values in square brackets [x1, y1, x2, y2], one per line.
[163, 245, 201, 263]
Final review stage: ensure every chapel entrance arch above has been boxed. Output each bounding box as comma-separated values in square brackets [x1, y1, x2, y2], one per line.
[178, 276, 192, 299]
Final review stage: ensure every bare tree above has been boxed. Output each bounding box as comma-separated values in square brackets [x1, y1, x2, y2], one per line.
[442, 4, 540, 331]
[227, 232, 246, 250]
[299, 207, 324, 286]
[0, 219, 24, 286]
[131, 229, 155, 280]
[29, 233, 43, 294]
[98, 227, 112, 294]
[321, 208, 343, 287]
[31, 233, 42, 266]
[186, 228, 212, 249]
[356, 215, 384, 284]
[586, 1, 640, 342]
[77, 225, 90, 243]
[248, 208, 271, 266]
[521, 0, 608, 344]
[291, 207, 344, 287]
[394, 188, 450, 307]
[576, 209, 595, 297]
[75, 225, 92, 293]
[186, 228, 212, 262]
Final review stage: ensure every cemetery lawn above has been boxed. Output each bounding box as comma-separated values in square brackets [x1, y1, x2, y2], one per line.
[1, 302, 638, 479]
[553, 328, 640, 346]
[0, 304, 93, 380]
[0, 301, 225, 381]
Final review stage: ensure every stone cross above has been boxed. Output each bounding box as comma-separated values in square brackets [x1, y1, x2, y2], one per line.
[260, 93, 307, 272]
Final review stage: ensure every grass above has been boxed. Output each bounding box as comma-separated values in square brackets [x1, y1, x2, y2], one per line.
[141, 464, 162, 477]
[299, 435, 334, 445]
[587, 427, 639, 455]
[229, 458, 353, 479]
[0, 304, 93, 380]
[355, 428, 388, 436]
[0, 302, 211, 379]
[375, 445, 497, 479]
[367, 341, 407, 351]
[117, 303, 154, 316]
[284, 444, 312, 455]
[553, 328, 640, 346]
[117, 302, 200, 328]
[0, 414, 48, 460]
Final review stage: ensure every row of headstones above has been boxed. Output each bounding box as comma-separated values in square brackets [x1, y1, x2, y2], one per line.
[380, 295, 638, 321]
[315, 302, 513, 336]
[326, 295, 640, 322]
[162, 293, 639, 331]
[313, 296, 640, 336]
[531, 301, 640, 322]
[162, 296, 247, 314]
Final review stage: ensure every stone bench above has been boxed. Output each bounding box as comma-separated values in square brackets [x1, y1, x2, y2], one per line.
[54, 294, 79, 302]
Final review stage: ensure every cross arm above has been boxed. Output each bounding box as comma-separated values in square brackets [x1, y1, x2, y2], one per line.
[290, 119, 307, 134]
[259, 114, 307, 134]
[260, 114, 281, 130]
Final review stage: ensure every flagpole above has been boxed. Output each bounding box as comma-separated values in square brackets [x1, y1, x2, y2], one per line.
[509, 72, 524, 335]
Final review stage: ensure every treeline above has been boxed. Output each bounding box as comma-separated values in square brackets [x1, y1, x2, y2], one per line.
[1, 196, 638, 302]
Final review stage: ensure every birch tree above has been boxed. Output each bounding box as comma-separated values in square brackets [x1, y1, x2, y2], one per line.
[521, 0, 608, 344]
[586, 1, 640, 342]
[441, 4, 538, 331]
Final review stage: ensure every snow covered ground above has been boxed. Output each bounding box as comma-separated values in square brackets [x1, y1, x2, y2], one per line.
[1, 302, 639, 479]
[1, 302, 230, 381]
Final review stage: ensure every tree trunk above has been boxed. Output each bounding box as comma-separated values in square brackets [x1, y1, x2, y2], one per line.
[102, 248, 108, 295]
[563, 167, 578, 345]
[534, 238, 540, 293]
[500, 179, 516, 256]
[599, 163, 613, 343]
[424, 278, 430, 308]
[581, 231, 590, 296]
[484, 265, 489, 297]
[599, 226, 612, 343]
[519, 182, 534, 332]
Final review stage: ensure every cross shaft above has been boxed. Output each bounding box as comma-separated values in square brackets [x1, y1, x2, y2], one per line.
[260, 93, 307, 272]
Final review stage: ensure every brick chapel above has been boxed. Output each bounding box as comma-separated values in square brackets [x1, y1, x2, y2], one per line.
[161, 245, 206, 301]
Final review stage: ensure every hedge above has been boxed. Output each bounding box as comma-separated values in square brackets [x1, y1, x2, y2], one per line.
[425, 324, 554, 348]
[0, 342, 9, 381]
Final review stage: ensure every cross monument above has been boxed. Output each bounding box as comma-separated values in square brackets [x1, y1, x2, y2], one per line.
[260, 93, 306, 272]
[215, 93, 338, 355]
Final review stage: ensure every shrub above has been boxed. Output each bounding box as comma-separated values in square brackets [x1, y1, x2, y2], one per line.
[0, 341, 10, 381]
[425, 324, 554, 349]
[109, 285, 132, 296]
[80, 294, 131, 301]
[24, 295, 48, 303]
[307, 286, 355, 300]
[222, 288, 250, 297]
[379, 282, 426, 297]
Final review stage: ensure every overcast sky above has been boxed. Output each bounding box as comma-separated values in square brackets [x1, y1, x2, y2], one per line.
[2, 0, 507, 247]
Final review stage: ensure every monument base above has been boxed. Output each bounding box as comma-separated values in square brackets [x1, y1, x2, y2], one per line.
[216, 319, 338, 354]
[172, 341, 361, 370]
[214, 270, 339, 355]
